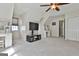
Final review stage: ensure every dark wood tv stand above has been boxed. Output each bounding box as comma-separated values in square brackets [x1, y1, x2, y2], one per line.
[26, 34, 41, 42]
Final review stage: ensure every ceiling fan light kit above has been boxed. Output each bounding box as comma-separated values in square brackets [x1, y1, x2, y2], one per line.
[50, 4, 60, 11]
[40, 3, 69, 12]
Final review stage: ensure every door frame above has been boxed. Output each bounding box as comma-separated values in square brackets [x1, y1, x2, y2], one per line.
[59, 20, 65, 39]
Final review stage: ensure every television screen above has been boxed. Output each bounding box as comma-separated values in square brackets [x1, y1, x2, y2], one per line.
[29, 22, 39, 30]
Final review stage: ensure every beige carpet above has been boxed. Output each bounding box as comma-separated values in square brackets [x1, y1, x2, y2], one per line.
[1, 37, 79, 56]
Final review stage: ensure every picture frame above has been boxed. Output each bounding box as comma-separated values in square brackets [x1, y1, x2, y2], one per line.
[52, 22, 56, 25]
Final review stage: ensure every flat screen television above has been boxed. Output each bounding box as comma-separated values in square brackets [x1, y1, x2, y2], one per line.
[29, 22, 39, 30]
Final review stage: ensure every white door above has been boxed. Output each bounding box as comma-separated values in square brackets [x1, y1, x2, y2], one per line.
[67, 17, 79, 41]
[51, 20, 59, 37]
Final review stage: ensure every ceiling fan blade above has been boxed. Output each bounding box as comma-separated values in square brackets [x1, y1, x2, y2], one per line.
[55, 7, 60, 11]
[45, 8, 51, 12]
[50, 3, 53, 5]
[57, 3, 70, 5]
[40, 5, 50, 7]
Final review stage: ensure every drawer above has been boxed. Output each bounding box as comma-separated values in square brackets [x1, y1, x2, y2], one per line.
[0, 44, 4, 48]
[0, 37, 5, 48]
[0, 37, 5, 40]
[0, 42, 4, 44]
[0, 40, 4, 43]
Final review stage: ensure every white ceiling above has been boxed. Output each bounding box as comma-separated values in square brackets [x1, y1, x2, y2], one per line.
[13, 3, 48, 22]
[0, 3, 13, 21]
[13, 3, 79, 21]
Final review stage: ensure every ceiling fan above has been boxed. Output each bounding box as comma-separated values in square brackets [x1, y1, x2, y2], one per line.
[40, 3, 69, 12]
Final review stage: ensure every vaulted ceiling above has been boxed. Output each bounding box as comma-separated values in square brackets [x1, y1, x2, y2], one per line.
[0, 3, 79, 22]
[13, 3, 48, 21]
[13, 3, 79, 21]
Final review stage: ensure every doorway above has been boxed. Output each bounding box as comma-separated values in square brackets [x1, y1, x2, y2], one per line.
[59, 20, 65, 38]
[12, 17, 21, 45]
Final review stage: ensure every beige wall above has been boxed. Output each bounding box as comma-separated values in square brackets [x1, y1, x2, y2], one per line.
[19, 9, 79, 42]
[18, 13, 39, 41]
[45, 15, 64, 37]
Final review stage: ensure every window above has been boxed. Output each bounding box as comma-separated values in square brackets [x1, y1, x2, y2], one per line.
[12, 25, 18, 31]
[12, 17, 19, 31]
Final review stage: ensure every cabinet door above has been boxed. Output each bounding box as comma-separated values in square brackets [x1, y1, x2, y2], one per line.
[5, 33, 12, 48]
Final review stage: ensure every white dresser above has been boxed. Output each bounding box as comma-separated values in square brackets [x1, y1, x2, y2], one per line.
[0, 21, 12, 48]
[0, 33, 12, 48]
[5, 33, 12, 48]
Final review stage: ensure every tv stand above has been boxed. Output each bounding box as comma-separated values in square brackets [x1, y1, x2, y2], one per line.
[31, 30, 34, 35]
[26, 34, 41, 42]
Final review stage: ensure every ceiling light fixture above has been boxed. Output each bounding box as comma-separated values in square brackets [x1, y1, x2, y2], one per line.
[40, 3, 69, 12]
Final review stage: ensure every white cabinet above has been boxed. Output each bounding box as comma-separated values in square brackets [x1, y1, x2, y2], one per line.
[5, 33, 12, 48]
